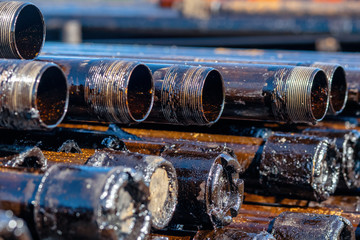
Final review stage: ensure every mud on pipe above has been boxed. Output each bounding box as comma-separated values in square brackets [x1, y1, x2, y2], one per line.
[86, 150, 178, 230]
[0, 1, 45, 59]
[38, 56, 154, 124]
[303, 128, 360, 191]
[0, 60, 68, 130]
[0, 164, 151, 240]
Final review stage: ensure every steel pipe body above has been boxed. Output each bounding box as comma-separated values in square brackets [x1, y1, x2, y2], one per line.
[121, 128, 340, 200]
[0, 1, 45, 59]
[303, 128, 360, 191]
[194, 229, 276, 240]
[0, 60, 68, 130]
[41, 49, 330, 124]
[86, 150, 178, 230]
[38, 56, 154, 124]
[0, 164, 151, 240]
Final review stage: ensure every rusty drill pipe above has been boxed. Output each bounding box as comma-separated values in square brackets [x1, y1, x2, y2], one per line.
[38, 56, 154, 124]
[86, 150, 178, 230]
[122, 128, 340, 200]
[259, 133, 340, 201]
[129, 63, 224, 125]
[302, 128, 360, 191]
[0, 60, 68, 130]
[0, 146, 46, 170]
[0, 2, 44, 59]
[234, 204, 358, 238]
[0, 210, 32, 240]
[0, 164, 151, 240]
[194, 229, 276, 240]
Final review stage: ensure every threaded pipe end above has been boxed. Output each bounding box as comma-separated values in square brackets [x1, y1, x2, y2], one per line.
[85, 60, 154, 124]
[285, 67, 329, 123]
[0, 1, 45, 59]
[0, 60, 68, 130]
[311, 63, 347, 115]
[161, 65, 224, 125]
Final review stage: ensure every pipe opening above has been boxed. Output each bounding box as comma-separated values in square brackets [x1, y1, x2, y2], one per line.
[15, 4, 44, 59]
[311, 71, 328, 121]
[330, 67, 347, 114]
[202, 70, 224, 123]
[344, 132, 360, 188]
[127, 64, 153, 122]
[36, 66, 68, 128]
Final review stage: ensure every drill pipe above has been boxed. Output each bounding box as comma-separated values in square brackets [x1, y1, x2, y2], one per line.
[41, 55, 224, 125]
[42, 47, 346, 116]
[302, 128, 360, 191]
[0, 2, 45, 59]
[38, 56, 154, 124]
[0, 60, 68, 130]
[122, 128, 340, 201]
[0, 164, 151, 240]
[41, 51, 330, 124]
[0, 146, 46, 170]
[144, 63, 224, 125]
[122, 140, 244, 229]
[232, 206, 356, 239]
[0, 210, 32, 240]
[194, 229, 275, 240]
[86, 150, 178, 230]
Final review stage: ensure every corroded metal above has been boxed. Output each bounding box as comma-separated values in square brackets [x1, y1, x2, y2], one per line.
[38, 56, 154, 124]
[87, 150, 178, 230]
[0, 1, 45, 59]
[0, 60, 68, 130]
[0, 164, 151, 240]
[303, 128, 360, 191]
[0, 210, 32, 240]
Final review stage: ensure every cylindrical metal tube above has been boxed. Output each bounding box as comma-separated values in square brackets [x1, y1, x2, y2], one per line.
[259, 133, 340, 201]
[271, 211, 354, 240]
[0, 60, 68, 130]
[121, 140, 243, 229]
[86, 150, 178, 230]
[38, 56, 154, 124]
[43, 47, 346, 116]
[133, 63, 224, 125]
[0, 146, 46, 170]
[194, 229, 276, 240]
[0, 2, 45, 59]
[0, 210, 32, 240]
[121, 127, 340, 200]
[302, 128, 360, 191]
[0, 164, 151, 240]
[41, 51, 329, 124]
[159, 144, 243, 229]
[233, 204, 358, 238]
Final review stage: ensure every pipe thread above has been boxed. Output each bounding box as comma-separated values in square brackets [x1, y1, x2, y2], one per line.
[85, 60, 139, 123]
